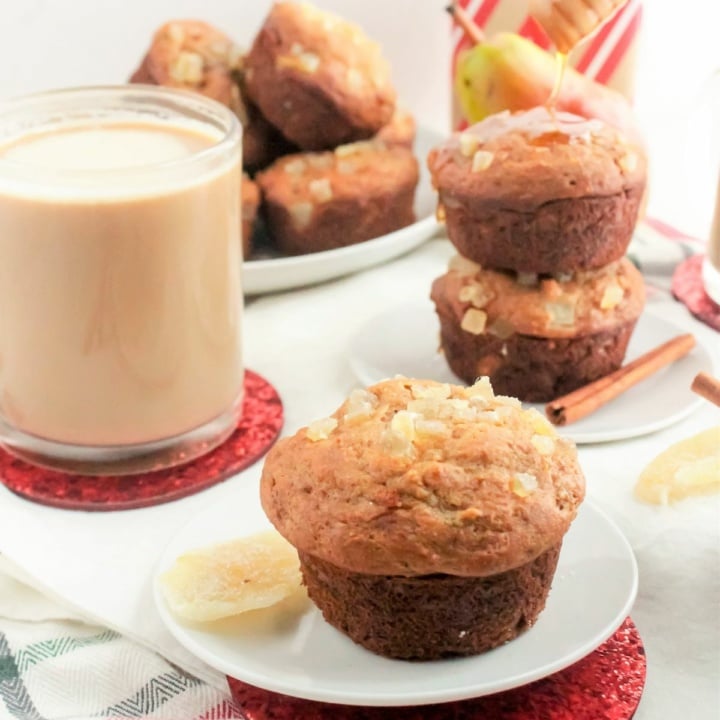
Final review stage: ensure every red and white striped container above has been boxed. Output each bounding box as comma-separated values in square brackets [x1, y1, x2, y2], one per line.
[452, 0, 643, 127]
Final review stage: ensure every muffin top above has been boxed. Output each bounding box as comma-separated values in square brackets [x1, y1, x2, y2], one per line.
[246, 2, 395, 127]
[256, 141, 418, 223]
[131, 20, 244, 113]
[433, 255, 646, 339]
[260, 377, 585, 577]
[427, 107, 646, 210]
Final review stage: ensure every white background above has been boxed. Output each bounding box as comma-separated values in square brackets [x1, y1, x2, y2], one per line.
[0, 0, 718, 237]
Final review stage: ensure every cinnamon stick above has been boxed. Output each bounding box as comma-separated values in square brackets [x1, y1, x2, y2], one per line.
[445, 2, 485, 44]
[546, 333, 696, 425]
[691, 372, 720, 408]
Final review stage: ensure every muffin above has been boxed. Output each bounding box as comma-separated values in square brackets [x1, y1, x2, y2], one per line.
[130, 20, 245, 114]
[431, 255, 646, 402]
[241, 174, 260, 259]
[427, 107, 646, 273]
[244, 2, 396, 150]
[129, 20, 289, 171]
[255, 140, 418, 255]
[260, 377, 586, 660]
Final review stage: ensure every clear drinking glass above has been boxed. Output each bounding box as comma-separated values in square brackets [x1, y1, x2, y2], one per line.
[0, 86, 243, 474]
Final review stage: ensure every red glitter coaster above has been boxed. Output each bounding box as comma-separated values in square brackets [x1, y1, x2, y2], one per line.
[0, 370, 283, 511]
[672, 255, 720, 331]
[227, 618, 645, 720]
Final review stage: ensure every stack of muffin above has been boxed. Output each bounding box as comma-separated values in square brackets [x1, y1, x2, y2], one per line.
[427, 107, 647, 402]
[129, 2, 419, 259]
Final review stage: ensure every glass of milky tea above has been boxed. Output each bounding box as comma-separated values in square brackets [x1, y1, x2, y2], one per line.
[0, 86, 243, 475]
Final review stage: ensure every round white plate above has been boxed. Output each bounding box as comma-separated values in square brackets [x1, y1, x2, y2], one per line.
[242, 126, 441, 295]
[154, 481, 637, 707]
[348, 302, 712, 444]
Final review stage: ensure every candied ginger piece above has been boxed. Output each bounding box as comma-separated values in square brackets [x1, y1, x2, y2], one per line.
[306, 417, 337, 441]
[390, 410, 417, 441]
[343, 388, 378, 422]
[159, 530, 303, 622]
[525, 407, 555, 436]
[410, 382, 451, 400]
[635, 426, 720, 505]
[511, 472, 538, 497]
[531, 434, 555, 456]
[466, 376, 494, 400]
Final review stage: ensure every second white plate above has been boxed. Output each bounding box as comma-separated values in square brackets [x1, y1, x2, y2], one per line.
[154, 481, 637, 707]
[348, 302, 711, 444]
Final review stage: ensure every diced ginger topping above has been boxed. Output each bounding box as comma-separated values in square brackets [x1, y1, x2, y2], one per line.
[306, 417, 338, 441]
[531, 434, 555, 456]
[343, 388, 378, 422]
[169, 51, 204, 84]
[383, 425, 415, 457]
[511, 472, 538, 497]
[471, 150, 494, 172]
[458, 283, 493, 308]
[467, 376, 494, 400]
[525, 407, 555, 436]
[337, 160, 356, 174]
[167, 23, 186, 44]
[159, 530, 303, 622]
[335, 140, 376, 157]
[496, 395, 522, 408]
[283, 158, 306, 176]
[600, 283, 624, 310]
[346, 67, 364, 90]
[545, 301, 576, 327]
[390, 410, 417, 442]
[459, 132, 480, 157]
[277, 50, 320, 73]
[309, 178, 333, 202]
[618, 151, 638, 174]
[410, 382, 451, 400]
[307, 154, 334, 169]
[461, 308, 488, 335]
[289, 201, 313, 229]
[448, 254, 481, 276]
[415, 419, 449, 436]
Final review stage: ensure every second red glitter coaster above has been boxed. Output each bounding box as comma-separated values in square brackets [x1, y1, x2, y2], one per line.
[227, 617, 646, 720]
[0, 370, 283, 511]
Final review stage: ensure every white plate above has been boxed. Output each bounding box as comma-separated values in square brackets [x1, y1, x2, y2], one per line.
[242, 126, 442, 295]
[348, 302, 712, 444]
[154, 481, 637, 707]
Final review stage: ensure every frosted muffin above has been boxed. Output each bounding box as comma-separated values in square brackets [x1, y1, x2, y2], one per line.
[245, 1, 396, 150]
[427, 107, 646, 273]
[431, 255, 645, 401]
[260, 377, 585, 659]
[256, 140, 418, 255]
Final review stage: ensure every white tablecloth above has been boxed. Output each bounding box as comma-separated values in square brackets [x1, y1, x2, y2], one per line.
[0, 237, 718, 718]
